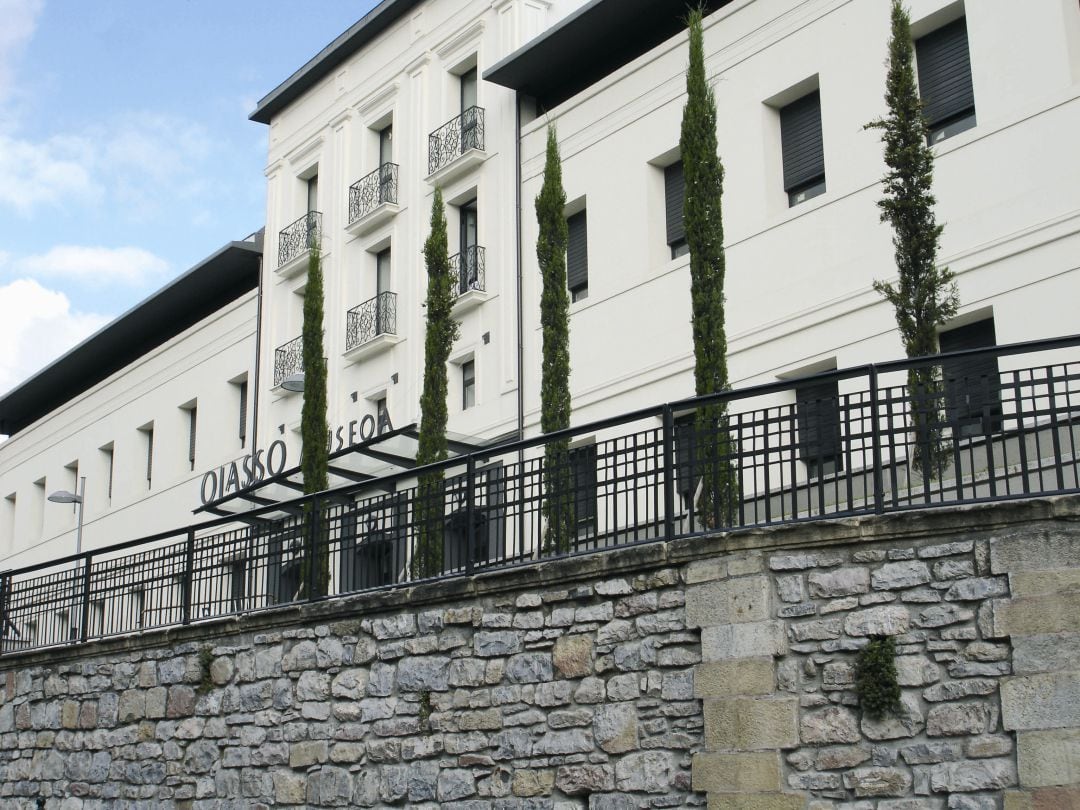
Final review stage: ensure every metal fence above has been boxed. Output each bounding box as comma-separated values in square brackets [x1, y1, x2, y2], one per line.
[273, 336, 303, 388]
[451, 245, 486, 296]
[428, 106, 485, 175]
[277, 211, 321, 268]
[3, 336, 1078, 655]
[346, 292, 397, 351]
[348, 163, 399, 224]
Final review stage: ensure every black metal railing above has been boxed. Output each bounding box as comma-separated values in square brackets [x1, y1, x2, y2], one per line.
[451, 245, 486, 296]
[349, 163, 399, 224]
[273, 336, 303, 387]
[346, 292, 397, 351]
[428, 106, 485, 175]
[277, 211, 321, 268]
[3, 335, 1079, 656]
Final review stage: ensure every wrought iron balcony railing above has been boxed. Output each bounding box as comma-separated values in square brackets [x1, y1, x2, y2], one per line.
[4, 335, 1079, 656]
[273, 336, 303, 387]
[349, 163, 399, 224]
[450, 245, 486, 297]
[428, 106, 485, 175]
[277, 211, 321, 268]
[346, 291, 397, 352]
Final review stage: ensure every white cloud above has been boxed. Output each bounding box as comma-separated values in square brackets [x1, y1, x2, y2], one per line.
[0, 278, 110, 395]
[0, 131, 100, 213]
[17, 245, 168, 286]
[0, 0, 42, 102]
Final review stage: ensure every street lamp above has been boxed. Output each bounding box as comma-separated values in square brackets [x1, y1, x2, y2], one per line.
[48, 476, 85, 640]
[281, 372, 306, 392]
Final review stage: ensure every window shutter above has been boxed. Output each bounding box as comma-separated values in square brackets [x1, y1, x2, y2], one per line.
[940, 319, 1000, 430]
[188, 407, 197, 468]
[572, 444, 598, 525]
[566, 210, 588, 292]
[664, 161, 685, 247]
[916, 18, 975, 129]
[146, 428, 154, 487]
[780, 91, 825, 192]
[238, 381, 248, 445]
[796, 378, 842, 467]
[673, 414, 697, 501]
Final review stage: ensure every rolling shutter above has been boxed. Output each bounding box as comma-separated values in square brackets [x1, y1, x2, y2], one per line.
[664, 161, 685, 247]
[916, 18, 975, 129]
[571, 444, 598, 527]
[780, 91, 825, 192]
[940, 319, 1000, 432]
[567, 210, 588, 292]
[238, 381, 248, 445]
[796, 378, 842, 470]
[188, 407, 197, 469]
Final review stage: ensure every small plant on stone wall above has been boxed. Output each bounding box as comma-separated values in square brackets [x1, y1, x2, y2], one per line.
[855, 635, 902, 719]
[418, 690, 433, 729]
[197, 645, 215, 695]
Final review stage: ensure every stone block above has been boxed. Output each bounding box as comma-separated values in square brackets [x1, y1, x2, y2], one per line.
[289, 740, 328, 769]
[702, 621, 786, 661]
[929, 758, 1017, 792]
[687, 576, 771, 628]
[895, 655, 940, 686]
[991, 531, 1080, 573]
[593, 703, 638, 754]
[1002, 672, 1080, 731]
[945, 577, 1009, 601]
[844, 767, 913, 797]
[706, 794, 805, 810]
[1017, 729, 1080, 787]
[1010, 570, 1080, 597]
[615, 750, 675, 793]
[872, 562, 931, 590]
[995, 592, 1080, 637]
[791, 618, 843, 642]
[844, 605, 910, 637]
[556, 764, 615, 795]
[692, 752, 782, 792]
[1013, 634, 1080, 676]
[695, 658, 775, 698]
[808, 567, 870, 598]
[512, 769, 555, 798]
[704, 697, 799, 750]
[801, 706, 861, 744]
[553, 634, 594, 679]
[273, 771, 307, 804]
[926, 703, 990, 737]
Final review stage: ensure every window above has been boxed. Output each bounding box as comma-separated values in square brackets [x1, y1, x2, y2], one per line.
[780, 90, 825, 206]
[567, 210, 589, 302]
[306, 173, 319, 214]
[378, 123, 394, 203]
[376, 248, 392, 335]
[459, 199, 479, 293]
[187, 405, 198, 471]
[229, 558, 248, 613]
[571, 444, 598, 535]
[940, 318, 1001, 437]
[916, 17, 976, 143]
[796, 377, 843, 477]
[238, 381, 248, 448]
[664, 161, 688, 258]
[460, 67, 480, 152]
[462, 360, 476, 410]
[100, 444, 114, 500]
[2, 493, 15, 551]
[140, 425, 154, 489]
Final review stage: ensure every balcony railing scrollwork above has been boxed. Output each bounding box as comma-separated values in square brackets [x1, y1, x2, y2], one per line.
[451, 245, 486, 297]
[349, 163, 399, 225]
[273, 336, 303, 388]
[277, 211, 321, 268]
[428, 106, 485, 175]
[346, 291, 398, 352]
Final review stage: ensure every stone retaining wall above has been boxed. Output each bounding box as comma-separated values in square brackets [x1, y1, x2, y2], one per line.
[1, 497, 1078, 810]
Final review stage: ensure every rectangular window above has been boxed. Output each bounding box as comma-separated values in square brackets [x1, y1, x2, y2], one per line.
[2, 493, 15, 551]
[571, 444, 598, 534]
[229, 558, 248, 613]
[940, 318, 1001, 437]
[378, 123, 394, 202]
[141, 425, 154, 489]
[460, 67, 479, 152]
[916, 17, 976, 143]
[100, 444, 114, 501]
[664, 161, 688, 258]
[796, 377, 843, 478]
[238, 381, 248, 448]
[459, 199, 479, 294]
[376, 398, 390, 435]
[567, 209, 589, 302]
[306, 173, 319, 214]
[462, 360, 476, 410]
[187, 405, 198, 471]
[780, 90, 826, 206]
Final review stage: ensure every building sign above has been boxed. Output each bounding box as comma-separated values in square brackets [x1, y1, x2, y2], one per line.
[200, 440, 288, 505]
[328, 411, 393, 454]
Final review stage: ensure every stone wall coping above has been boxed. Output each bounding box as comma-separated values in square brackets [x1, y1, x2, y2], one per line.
[3, 494, 1078, 672]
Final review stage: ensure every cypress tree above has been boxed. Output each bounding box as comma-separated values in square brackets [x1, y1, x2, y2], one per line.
[681, 7, 737, 527]
[299, 243, 329, 597]
[867, 0, 959, 478]
[412, 189, 459, 578]
[535, 126, 574, 554]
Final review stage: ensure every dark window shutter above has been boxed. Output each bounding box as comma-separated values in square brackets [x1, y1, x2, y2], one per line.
[796, 378, 842, 469]
[571, 444, 598, 525]
[916, 18, 975, 129]
[780, 91, 825, 192]
[146, 428, 154, 487]
[238, 381, 248, 445]
[188, 407, 197, 468]
[567, 210, 588, 292]
[940, 319, 1000, 432]
[664, 161, 685, 247]
[673, 414, 697, 501]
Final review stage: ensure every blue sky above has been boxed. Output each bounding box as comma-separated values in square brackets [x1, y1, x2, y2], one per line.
[0, 0, 379, 394]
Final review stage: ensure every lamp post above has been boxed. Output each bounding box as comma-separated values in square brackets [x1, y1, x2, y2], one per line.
[48, 476, 85, 640]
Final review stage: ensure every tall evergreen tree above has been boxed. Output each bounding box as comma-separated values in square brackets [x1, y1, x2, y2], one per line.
[299, 243, 329, 597]
[681, 7, 737, 527]
[535, 126, 573, 554]
[412, 189, 459, 578]
[867, 0, 959, 477]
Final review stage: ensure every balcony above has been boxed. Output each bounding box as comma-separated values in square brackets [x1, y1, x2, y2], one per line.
[427, 106, 486, 183]
[277, 212, 322, 278]
[344, 291, 401, 362]
[273, 336, 303, 390]
[450, 245, 488, 314]
[346, 163, 400, 238]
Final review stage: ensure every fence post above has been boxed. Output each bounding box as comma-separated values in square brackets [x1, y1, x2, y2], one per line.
[465, 455, 477, 574]
[79, 553, 92, 644]
[181, 528, 196, 625]
[0, 573, 9, 655]
[662, 405, 676, 542]
[869, 365, 885, 514]
[307, 495, 321, 601]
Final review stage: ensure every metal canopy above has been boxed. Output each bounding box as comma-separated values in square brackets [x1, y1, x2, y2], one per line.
[193, 423, 493, 521]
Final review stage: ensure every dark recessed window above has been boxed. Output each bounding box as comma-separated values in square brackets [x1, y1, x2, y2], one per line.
[940, 318, 1001, 437]
[780, 90, 826, 207]
[567, 209, 589, 302]
[916, 17, 976, 144]
[571, 443, 598, 535]
[664, 161, 688, 258]
[796, 377, 843, 478]
[462, 360, 476, 410]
